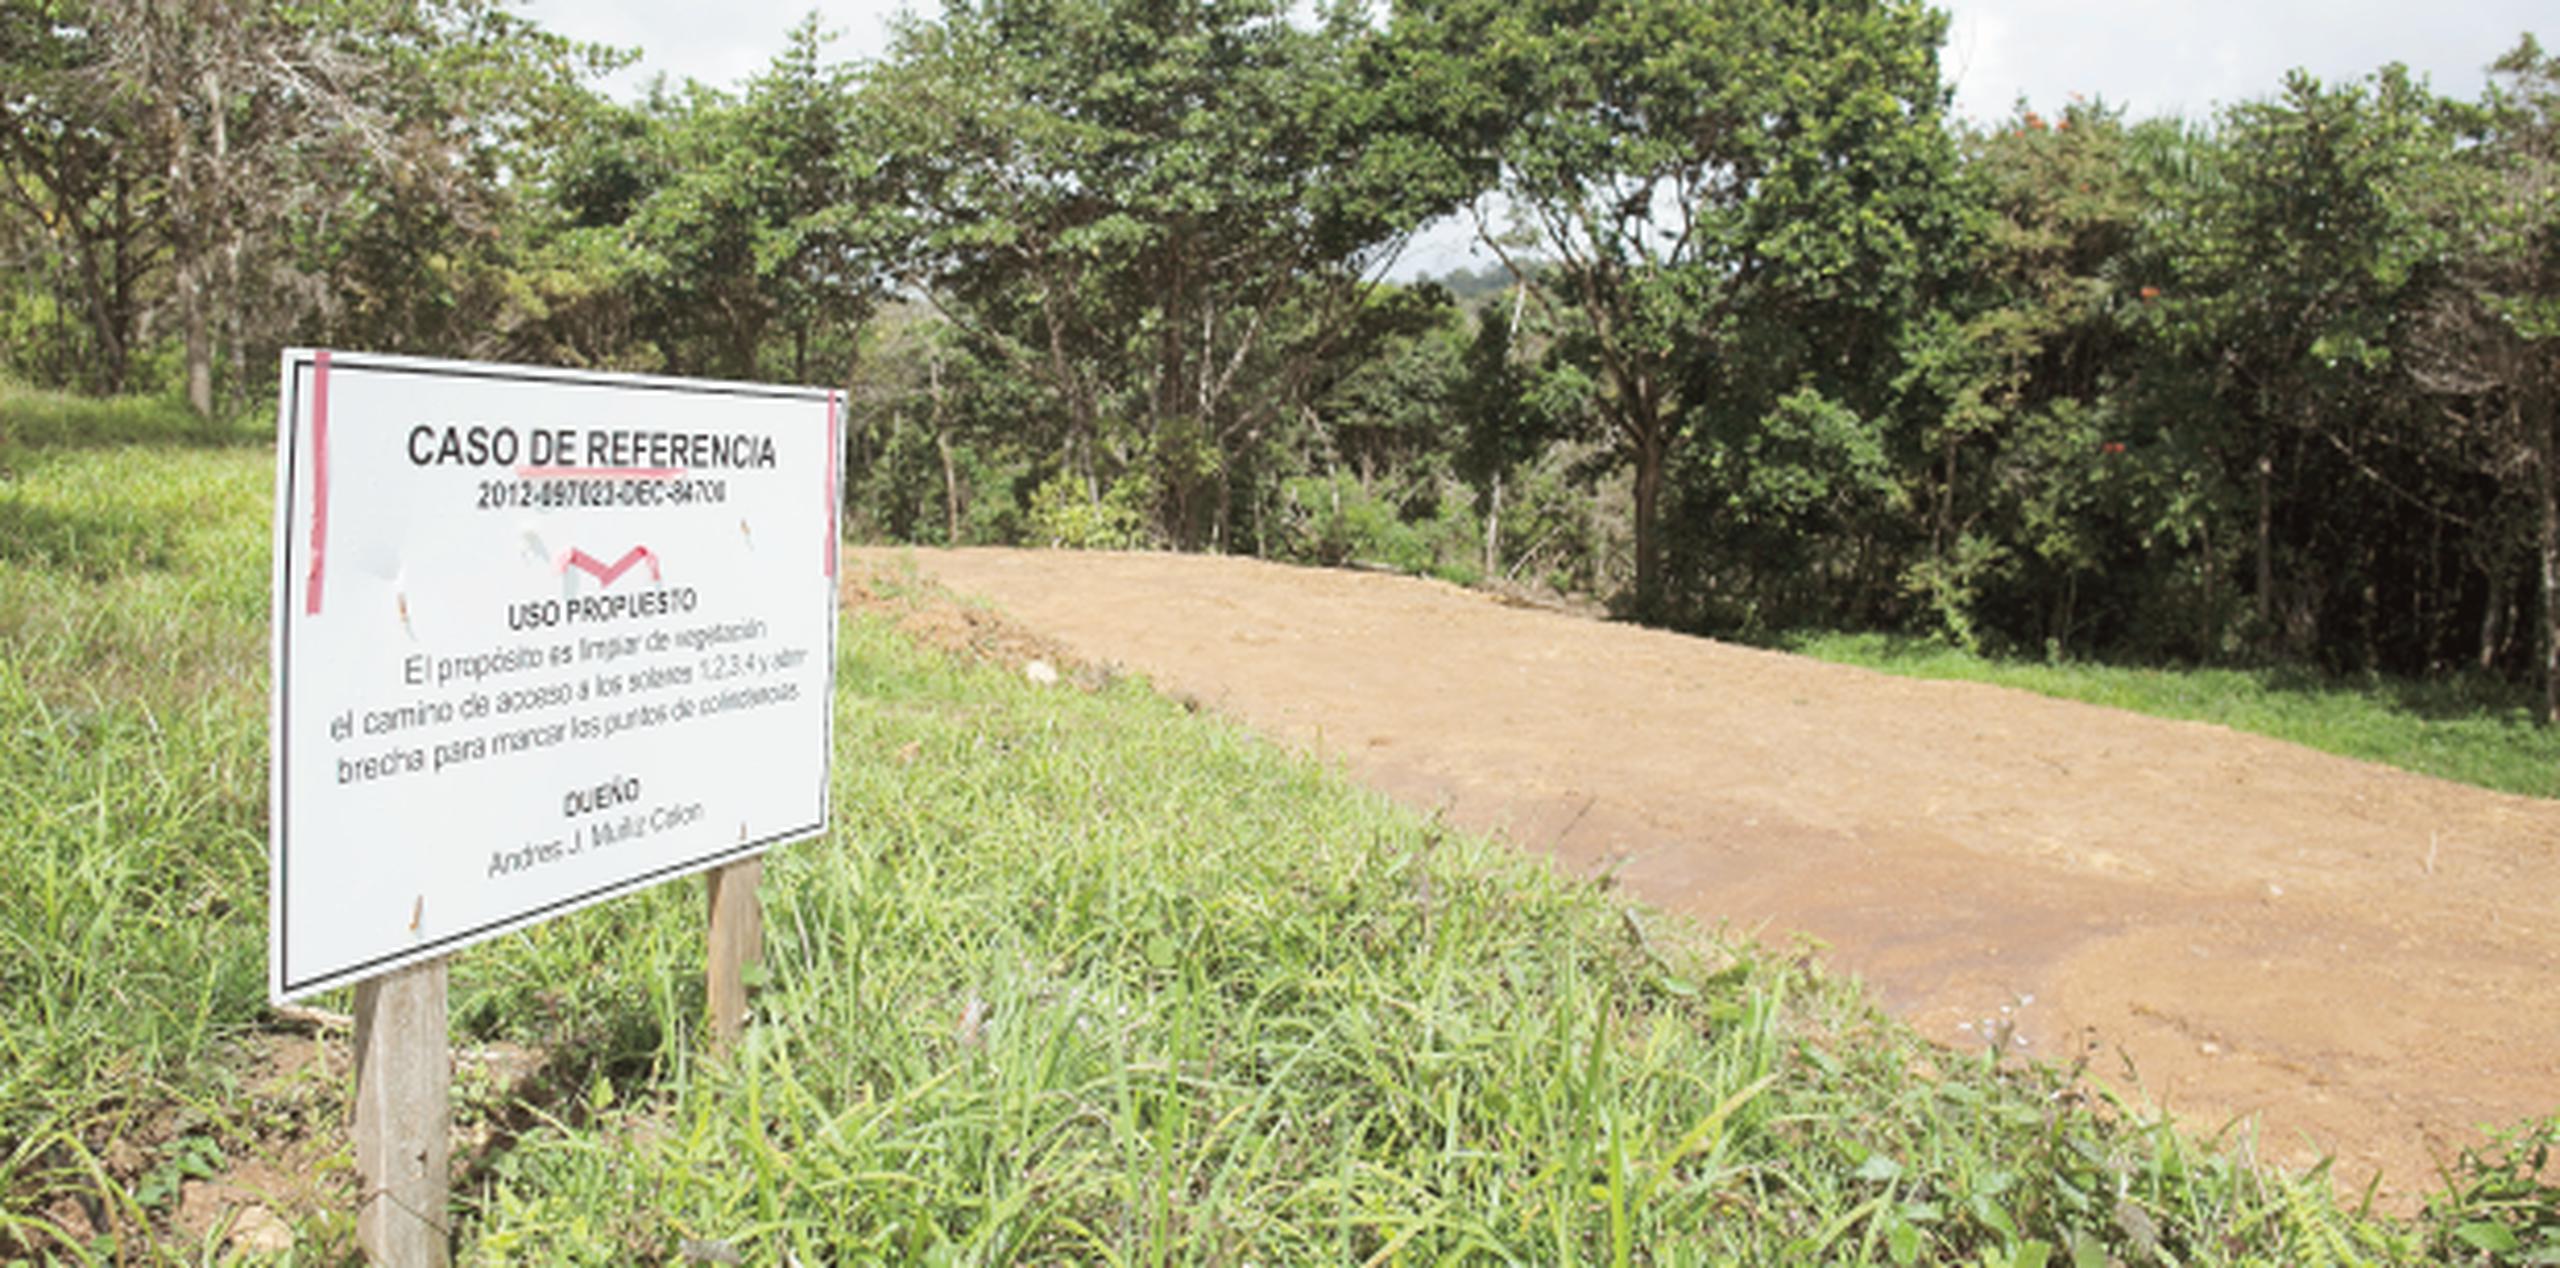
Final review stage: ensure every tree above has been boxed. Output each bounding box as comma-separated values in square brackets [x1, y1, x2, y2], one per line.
[0, 0, 159, 393]
[840, 307, 1031, 546]
[1452, 284, 1537, 575]
[606, 18, 889, 382]
[740, 17, 889, 383]
[1673, 0, 1964, 627]
[1, 0, 604, 411]
[1461, 0, 1958, 617]
[299, 2, 617, 369]
[2144, 67, 2456, 653]
[1897, 100, 2146, 651]
[2413, 36, 2560, 719]
[867, 0, 1480, 547]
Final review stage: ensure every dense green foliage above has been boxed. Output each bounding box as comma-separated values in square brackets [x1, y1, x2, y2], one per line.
[7, 0, 2555, 714]
[12, 414, 2560, 1260]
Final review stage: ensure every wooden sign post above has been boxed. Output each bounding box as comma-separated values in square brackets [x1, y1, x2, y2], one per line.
[352, 958, 451, 1267]
[705, 858, 765, 1051]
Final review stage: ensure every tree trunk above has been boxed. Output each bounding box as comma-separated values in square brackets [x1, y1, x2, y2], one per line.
[1036, 275, 1098, 501]
[1631, 428, 1666, 618]
[928, 351, 960, 544]
[223, 233, 247, 415]
[2054, 571, 2078, 655]
[207, 62, 237, 416]
[163, 90, 213, 417]
[2534, 400, 2559, 725]
[1936, 436, 1957, 558]
[62, 220, 131, 394]
[936, 432, 962, 545]
[2481, 559, 2507, 673]
[2198, 518, 2218, 659]
[103, 173, 141, 394]
[2254, 443, 2275, 638]
[1212, 471, 1230, 554]
[51, 255, 69, 386]
[1484, 470, 1503, 580]
[181, 256, 214, 417]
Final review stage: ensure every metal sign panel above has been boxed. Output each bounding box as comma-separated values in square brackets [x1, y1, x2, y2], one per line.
[268, 350, 840, 1001]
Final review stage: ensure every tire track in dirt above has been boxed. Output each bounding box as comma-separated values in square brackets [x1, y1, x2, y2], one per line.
[862, 546, 2560, 1199]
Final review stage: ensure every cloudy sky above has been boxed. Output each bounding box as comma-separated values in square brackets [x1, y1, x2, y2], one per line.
[515, 0, 2547, 272]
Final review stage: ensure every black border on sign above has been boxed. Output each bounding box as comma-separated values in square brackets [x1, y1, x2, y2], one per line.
[271, 350, 839, 1000]
[286, 350, 833, 400]
[276, 358, 306, 996]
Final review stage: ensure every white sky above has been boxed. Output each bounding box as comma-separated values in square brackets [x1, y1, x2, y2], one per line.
[514, 0, 2548, 274]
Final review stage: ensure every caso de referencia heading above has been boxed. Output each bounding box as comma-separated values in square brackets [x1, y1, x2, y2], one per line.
[408, 424, 780, 470]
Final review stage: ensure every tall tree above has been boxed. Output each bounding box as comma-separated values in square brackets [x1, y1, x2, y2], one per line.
[609, 18, 888, 382]
[1463, 0, 1957, 616]
[2, 0, 599, 411]
[740, 16, 888, 383]
[0, 0, 158, 393]
[2413, 36, 2560, 719]
[1899, 101, 2145, 650]
[2146, 67, 2454, 652]
[295, 1, 615, 368]
[867, 0, 1479, 547]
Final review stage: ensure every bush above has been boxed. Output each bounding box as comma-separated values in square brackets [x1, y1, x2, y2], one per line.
[1279, 472, 1481, 585]
[1025, 471, 1152, 550]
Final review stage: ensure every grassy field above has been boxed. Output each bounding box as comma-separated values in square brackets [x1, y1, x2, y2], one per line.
[4, 385, 2557, 1262]
[1785, 631, 2560, 801]
[1, 391, 278, 1260]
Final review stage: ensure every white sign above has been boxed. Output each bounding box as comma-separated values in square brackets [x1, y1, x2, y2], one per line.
[268, 351, 841, 1001]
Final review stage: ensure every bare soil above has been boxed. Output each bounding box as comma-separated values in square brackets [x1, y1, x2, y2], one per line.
[863, 546, 2560, 1201]
[19, 1022, 561, 1259]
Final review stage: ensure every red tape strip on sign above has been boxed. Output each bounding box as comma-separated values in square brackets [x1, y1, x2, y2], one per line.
[825, 392, 841, 578]
[305, 350, 332, 615]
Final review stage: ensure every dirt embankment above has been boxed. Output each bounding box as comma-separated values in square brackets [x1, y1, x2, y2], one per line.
[858, 547, 2560, 1201]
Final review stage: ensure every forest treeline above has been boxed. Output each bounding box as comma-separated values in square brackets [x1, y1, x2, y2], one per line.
[4, 1, 2557, 715]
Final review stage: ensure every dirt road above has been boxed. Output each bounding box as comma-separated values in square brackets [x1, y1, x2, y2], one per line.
[863, 547, 2560, 1197]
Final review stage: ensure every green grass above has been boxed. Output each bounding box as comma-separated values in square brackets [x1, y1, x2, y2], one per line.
[0, 437, 277, 1259]
[458, 601, 2409, 1265]
[4, 401, 2558, 1262]
[1784, 631, 2560, 801]
[0, 381, 266, 455]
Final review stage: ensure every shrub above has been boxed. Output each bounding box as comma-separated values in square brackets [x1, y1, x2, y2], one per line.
[1025, 471, 1152, 550]
[1279, 472, 1482, 585]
